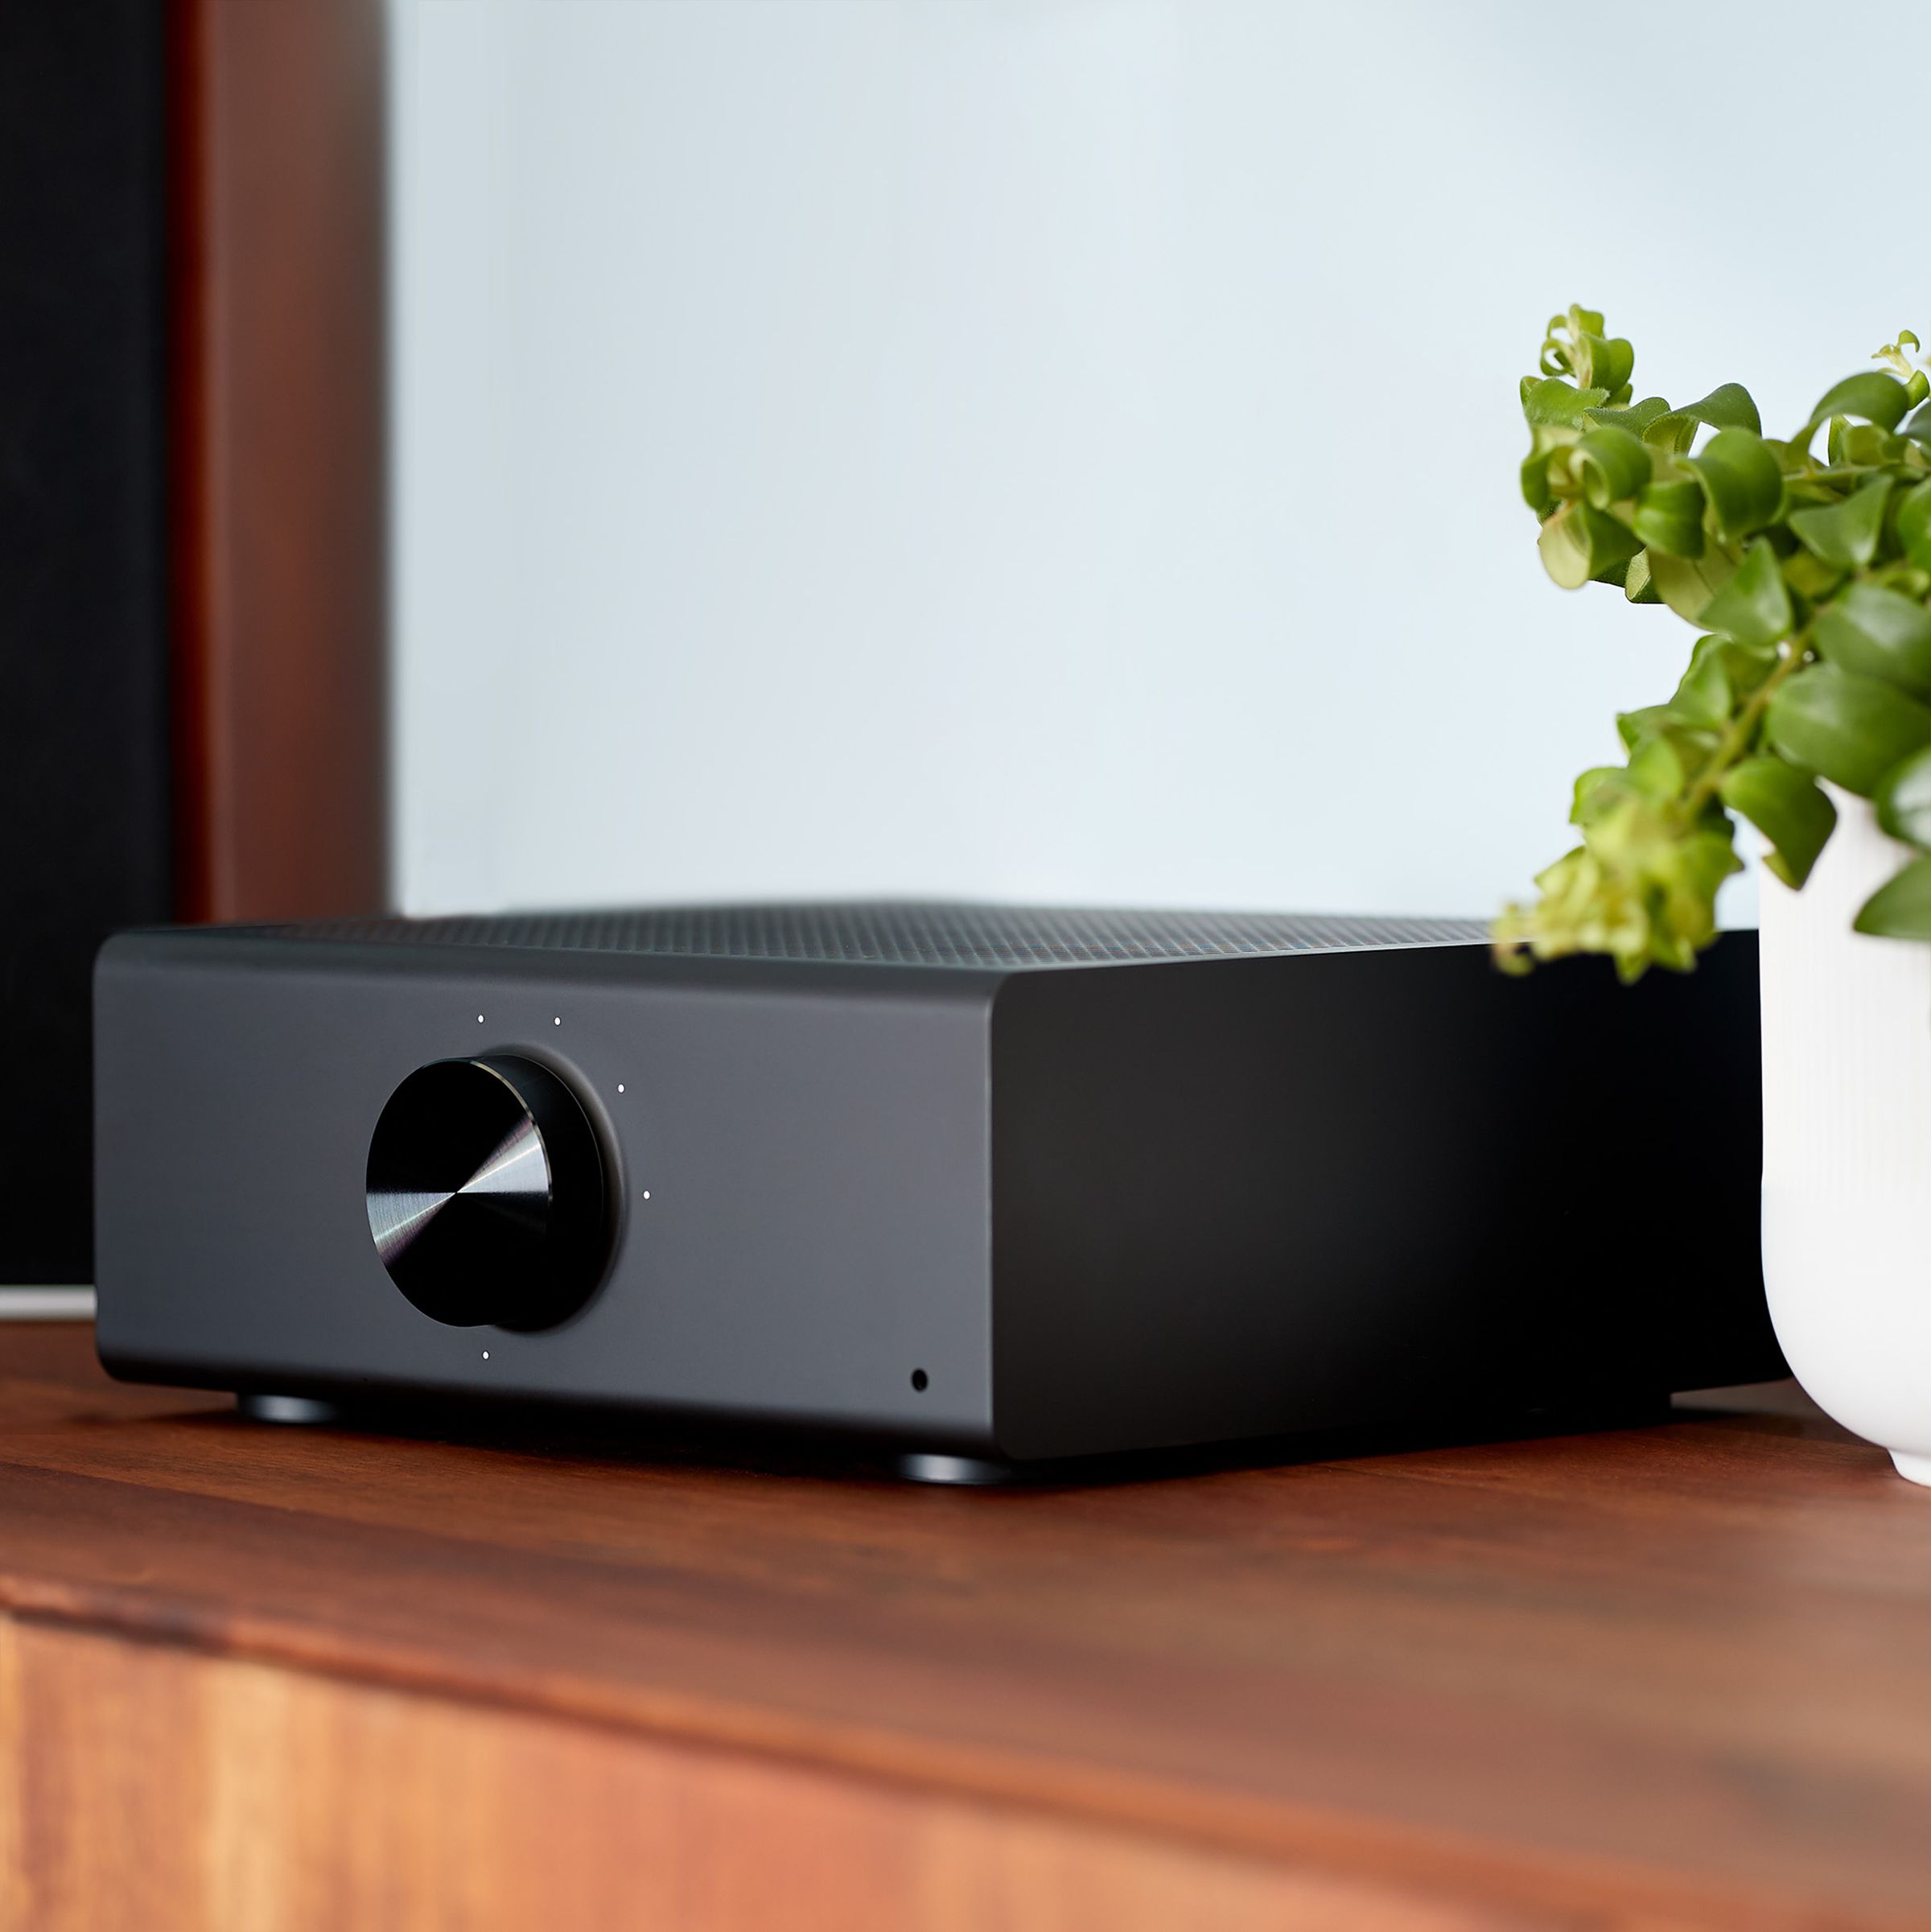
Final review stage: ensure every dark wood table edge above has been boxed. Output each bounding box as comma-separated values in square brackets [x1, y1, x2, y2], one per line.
[3, 1399, 1911, 1932]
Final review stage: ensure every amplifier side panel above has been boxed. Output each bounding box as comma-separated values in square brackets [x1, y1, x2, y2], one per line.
[990, 936, 1777, 1460]
[94, 936, 999, 1446]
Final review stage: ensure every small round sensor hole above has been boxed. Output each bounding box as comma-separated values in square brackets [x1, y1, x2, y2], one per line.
[911, 1368, 928, 1391]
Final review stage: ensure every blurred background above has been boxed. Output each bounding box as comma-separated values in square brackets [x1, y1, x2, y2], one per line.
[2, 0, 1917, 1285]
[389, 0, 1905, 924]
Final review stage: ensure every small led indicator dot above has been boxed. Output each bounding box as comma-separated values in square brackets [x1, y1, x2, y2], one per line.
[553, 1015, 561, 1026]
[617, 1083, 625, 1094]
[476, 1015, 484, 1024]
[482, 1350, 490, 1360]
[642, 1190, 651, 1201]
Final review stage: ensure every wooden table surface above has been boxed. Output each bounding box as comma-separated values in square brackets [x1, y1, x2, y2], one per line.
[2, 1323, 1929, 1931]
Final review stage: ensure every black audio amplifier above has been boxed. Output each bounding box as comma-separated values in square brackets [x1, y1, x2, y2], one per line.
[93, 904, 1779, 1476]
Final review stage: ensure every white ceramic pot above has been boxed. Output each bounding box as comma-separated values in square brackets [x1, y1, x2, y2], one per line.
[1759, 785, 1931, 1485]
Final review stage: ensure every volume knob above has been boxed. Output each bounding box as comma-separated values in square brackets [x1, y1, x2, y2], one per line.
[365, 1056, 609, 1331]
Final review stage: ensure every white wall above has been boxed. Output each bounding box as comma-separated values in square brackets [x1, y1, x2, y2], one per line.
[389, 0, 1921, 921]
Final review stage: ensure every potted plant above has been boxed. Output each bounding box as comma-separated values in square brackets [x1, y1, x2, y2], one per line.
[1497, 307, 1931, 1485]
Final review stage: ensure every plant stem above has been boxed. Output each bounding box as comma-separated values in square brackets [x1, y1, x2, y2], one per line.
[1681, 628, 1813, 822]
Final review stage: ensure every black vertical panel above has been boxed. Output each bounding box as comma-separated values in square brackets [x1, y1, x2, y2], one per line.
[0, 1, 171, 1283]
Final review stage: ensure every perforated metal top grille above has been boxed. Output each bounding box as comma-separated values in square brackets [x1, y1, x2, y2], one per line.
[231, 902, 1488, 971]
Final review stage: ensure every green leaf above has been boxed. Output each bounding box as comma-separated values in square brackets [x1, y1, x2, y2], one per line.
[1616, 706, 1666, 751]
[1520, 448, 1556, 514]
[1568, 426, 1653, 507]
[1570, 765, 1630, 826]
[1584, 396, 1671, 439]
[1781, 549, 1845, 603]
[1584, 801, 1740, 972]
[1683, 382, 1761, 434]
[1643, 382, 1763, 451]
[1521, 376, 1609, 428]
[1875, 745, 1931, 849]
[1670, 634, 1733, 727]
[1647, 545, 1739, 625]
[1538, 500, 1641, 590]
[1625, 731, 1689, 799]
[1854, 855, 1931, 937]
[1576, 332, 1635, 402]
[1896, 480, 1931, 571]
[1631, 478, 1707, 558]
[1718, 756, 1836, 887]
[1696, 537, 1793, 649]
[1803, 371, 1912, 435]
[1789, 476, 1893, 570]
[1623, 549, 1662, 603]
[1539, 311, 1632, 399]
[1899, 402, 1931, 449]
[1766, 662, 1931, 796]
[1829, 419, 1896, 469]
[1813, 583, 1931, 699]
[1614, 704, 1713, 754]
[1685, 429, 1784, 541]
[1542, 307, 1605, 362]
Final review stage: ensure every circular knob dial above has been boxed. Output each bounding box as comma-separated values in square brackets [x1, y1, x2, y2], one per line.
[365, 1056, 610, 1331]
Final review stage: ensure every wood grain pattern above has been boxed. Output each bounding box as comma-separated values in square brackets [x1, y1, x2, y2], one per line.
[167, 0, 388, 921]
[0, 1621, 1530, 1932]
[2, 1327, 1928, 1930]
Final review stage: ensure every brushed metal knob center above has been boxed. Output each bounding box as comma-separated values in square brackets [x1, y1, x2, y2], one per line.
[366, 1055, 608, 1331]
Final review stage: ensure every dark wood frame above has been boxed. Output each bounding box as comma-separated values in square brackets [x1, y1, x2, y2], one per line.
[1, 0, 384, 1282]
[167, 0, 389, 921]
